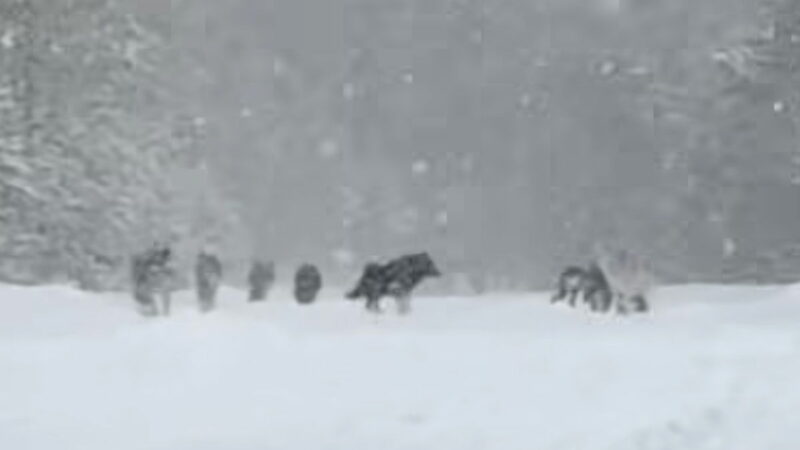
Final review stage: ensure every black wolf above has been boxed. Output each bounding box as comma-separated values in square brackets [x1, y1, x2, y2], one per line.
[551, 266, 585, 307]
[131, 244, 175, 317]
[582, 263, 614, 312]
[622, 294, 649, 314]
[294, 263, 322, 305]
[248, 260, 275, 302]
[195, 251, 222, 312]
[346, 252, 442, 314]
[551, 263, 613, 313]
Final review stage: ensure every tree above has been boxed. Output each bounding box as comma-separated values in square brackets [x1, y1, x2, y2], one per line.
[0, 0, 229, 288]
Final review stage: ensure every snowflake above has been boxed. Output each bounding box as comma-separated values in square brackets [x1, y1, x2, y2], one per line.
[598, 60, 618, 76]
[1, 30, 14, 49]
[331, 248, 356, 266]
[412, 160, 430, 175]
[628, 65, 650, 76]
[435, 210, 449, 227]
[707, 211, 724, 224]
[402, 72, 414, 84]
[723, 238, 737, 257]
[519, 93, 533, 108]
[533, 57, 549, 69]
[318, 139, 340, 159]
[342, 82, 356, 100]
[273, 57, 287, 77]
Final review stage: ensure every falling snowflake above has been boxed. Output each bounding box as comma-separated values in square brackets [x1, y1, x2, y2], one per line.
[240, 108, 253, 118]
[331, 248, 356, 267]
[342, 216, 354, 229]
[1, 30, 15, 49]
[273, 57, 287, 77]
[723, 238, 737, 257]
[412, 159, 430, 175]
[342, 82, 356, 100]
[628, 65, 650, 76]
[598, 60, 618, 76]
[318, 139, 340, 159]
[402, 72, 414, 84]
[435, 210, 449, 227]
[519, 93, 533, 108]
[707, 211, 724, 224]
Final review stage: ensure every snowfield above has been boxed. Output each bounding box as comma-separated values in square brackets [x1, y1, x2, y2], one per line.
[1, 283, 799, 450]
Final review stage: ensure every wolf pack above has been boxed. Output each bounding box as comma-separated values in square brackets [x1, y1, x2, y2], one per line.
[550, 254, 651, 315]
[130, 243, 651, 318]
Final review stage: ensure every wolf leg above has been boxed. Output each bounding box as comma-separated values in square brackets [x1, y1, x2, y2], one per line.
[199, 292, 213, 312]
[615, 293, 629, 315]
[600, 289, 614, 313]
[631, 295, 648, 313]
[365, 296, 382, 313]
[396, 295, 411, 315]
[160, 291, 171, 316]
[568, 288, 579, 307]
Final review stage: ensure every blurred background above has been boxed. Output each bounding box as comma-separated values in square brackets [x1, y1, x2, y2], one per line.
[2, 0, 799, 291]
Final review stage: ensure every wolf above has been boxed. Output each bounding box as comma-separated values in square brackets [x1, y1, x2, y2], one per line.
[551, 266, 586, 307]
[597, 249, 651, 314]
[582, 262, 614, 312]
[294, 263, 322, 305]
[551, 263, 613, 312]
[346, 252, 442, 314]
[195, 250, 223, 312]
[248, 260, 275, 302]
[131, 243, 175, 317]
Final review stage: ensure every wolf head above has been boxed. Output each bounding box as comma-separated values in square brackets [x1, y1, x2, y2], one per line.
[411, 252, 442, 279]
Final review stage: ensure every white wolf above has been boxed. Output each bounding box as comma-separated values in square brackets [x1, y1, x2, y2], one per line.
[596, 246, 654, 314]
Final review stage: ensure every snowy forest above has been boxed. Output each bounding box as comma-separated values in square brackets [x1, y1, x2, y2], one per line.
[2, 0, 800, 291]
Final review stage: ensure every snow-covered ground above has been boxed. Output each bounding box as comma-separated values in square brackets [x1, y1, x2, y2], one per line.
[1, 282, 799, 450]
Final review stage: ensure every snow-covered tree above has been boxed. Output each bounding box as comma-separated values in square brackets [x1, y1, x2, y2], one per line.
[0, 0, 239, 289]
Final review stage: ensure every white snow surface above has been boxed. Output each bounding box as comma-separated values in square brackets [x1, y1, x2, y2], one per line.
[1, 283, 800, 449]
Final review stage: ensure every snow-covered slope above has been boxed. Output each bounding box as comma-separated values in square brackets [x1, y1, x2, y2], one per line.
[1, 283, 799, 450]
